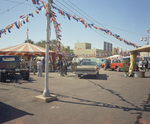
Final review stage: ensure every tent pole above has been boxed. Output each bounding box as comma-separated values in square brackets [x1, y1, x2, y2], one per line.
[42, 0, 51, 97]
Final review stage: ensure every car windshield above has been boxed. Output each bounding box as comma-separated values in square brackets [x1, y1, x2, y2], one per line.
[82, 62, 97, 66]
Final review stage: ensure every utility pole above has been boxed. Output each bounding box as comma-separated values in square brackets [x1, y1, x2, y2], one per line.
[147, 29, 149, 62]
[42, 0, 51, 97]
[36, 0, 57, 102]
[140, 29, 150, 61]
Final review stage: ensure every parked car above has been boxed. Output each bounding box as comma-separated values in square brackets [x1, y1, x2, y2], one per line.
[103, 59, 124, 72]
[0, 55, 30, 82]
[74, 61, 100, 78]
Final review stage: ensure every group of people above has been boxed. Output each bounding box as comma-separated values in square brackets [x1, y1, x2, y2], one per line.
[30, 58, 44, 77]
[20, 57, 70, 77]
[142, 58, 149, 72]
[20, 58, 44, 77]
[57, 58, 68, 76]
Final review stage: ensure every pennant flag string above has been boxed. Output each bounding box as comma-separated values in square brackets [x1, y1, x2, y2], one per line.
[51, 5, 140, 49]
[0, 0, 140, 52]
[0, 1, 47, 38]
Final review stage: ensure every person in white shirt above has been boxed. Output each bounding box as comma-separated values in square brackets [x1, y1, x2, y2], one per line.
[37, 59, 43, 77]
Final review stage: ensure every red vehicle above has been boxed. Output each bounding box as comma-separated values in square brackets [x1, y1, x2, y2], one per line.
[103, 59, 123, 72]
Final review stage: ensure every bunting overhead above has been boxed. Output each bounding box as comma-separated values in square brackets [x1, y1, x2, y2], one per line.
[51, 5, 140, 49]
[0, 1, 140, 51]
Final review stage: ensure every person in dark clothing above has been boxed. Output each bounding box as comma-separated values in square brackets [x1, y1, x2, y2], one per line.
[60, 59, 64, 76]
[63, 58, 68, 75]
[145, 59, 149, 72]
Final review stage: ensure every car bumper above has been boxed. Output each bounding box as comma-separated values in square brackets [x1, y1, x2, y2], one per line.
[75, 71, 98, 75]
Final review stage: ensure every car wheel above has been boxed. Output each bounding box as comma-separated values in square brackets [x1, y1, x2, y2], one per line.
[78, 74, 81, 77]
[95, 73, 99, 78]
[116, 67, 120, 72]
[23, 71, 29, 80]
[0, 72, 6, 82]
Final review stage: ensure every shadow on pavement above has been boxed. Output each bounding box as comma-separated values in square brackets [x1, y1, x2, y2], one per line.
[1, 77, 36, 84]
[145, 76, 150, 78]
[79, 74, 108, 80]
[0, 102, 33, 124]
[54, 93, 150, 113]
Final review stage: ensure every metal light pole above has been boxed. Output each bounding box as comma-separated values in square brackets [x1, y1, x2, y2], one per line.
[147, 29, 150, 62]
[35, 0, 56, 102]
[42, 0, 51, 97]
[140, 29, 150, 61]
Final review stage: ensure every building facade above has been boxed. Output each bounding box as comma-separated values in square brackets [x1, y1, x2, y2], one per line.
[73, 42, 111, 58]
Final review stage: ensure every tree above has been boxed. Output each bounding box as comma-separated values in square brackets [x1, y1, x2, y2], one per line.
[24, 39, 34, 44]
[34, 39, 75, 61]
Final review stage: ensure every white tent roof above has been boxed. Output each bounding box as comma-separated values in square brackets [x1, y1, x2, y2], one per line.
[130, 44, 150, 52]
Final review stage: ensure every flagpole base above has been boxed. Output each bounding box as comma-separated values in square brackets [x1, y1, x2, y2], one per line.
[35, 94, 57, 103]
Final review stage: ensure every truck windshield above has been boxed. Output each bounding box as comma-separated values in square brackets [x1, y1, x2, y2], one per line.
[2, 57, 15, 62]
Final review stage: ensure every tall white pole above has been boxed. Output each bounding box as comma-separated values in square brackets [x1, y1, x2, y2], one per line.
[43, 0, 51, 97]
[147, 29, 149, 61]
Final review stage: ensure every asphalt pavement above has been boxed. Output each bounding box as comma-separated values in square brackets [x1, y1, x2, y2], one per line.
[0, 69, 150, 124]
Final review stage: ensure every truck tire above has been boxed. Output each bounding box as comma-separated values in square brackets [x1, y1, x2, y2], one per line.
[0, 72, 6, 82]
[23, 71, 29, 80]
[95, 73, 99, 78]
[0, 72, 2, 82]
[78, 74, 81, 77]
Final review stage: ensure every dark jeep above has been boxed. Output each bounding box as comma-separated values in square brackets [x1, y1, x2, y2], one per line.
[0, 55, 29, 82]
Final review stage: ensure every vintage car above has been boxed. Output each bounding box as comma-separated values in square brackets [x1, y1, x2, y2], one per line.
[74, 61, 100, 78]
[0, 55, 29, 82]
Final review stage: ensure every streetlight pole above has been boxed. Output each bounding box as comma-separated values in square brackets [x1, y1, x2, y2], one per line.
[147, 29, 150, 63]
[35, 0, 57, 102]
[42, 0, 51, 97]
[140, 29, 150, 61]
[147, 29, 150, 45]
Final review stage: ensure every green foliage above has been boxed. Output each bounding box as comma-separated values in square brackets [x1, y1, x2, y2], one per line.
[24, 39, 34, 44]
[121, 60, 129, 72]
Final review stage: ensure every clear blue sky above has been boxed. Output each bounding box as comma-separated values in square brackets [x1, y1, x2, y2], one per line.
[0, 0, 150, 51]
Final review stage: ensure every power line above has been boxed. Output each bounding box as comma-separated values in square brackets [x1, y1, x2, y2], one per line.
[67, 0, 144, 37]
[0, 0, 30, 15]
[54, 1, 133, 49]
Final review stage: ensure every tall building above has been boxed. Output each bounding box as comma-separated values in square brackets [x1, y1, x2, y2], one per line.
[104, 41, 112, 52]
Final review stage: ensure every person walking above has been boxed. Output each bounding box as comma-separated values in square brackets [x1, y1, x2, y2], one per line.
[42, 58, 45, 72]
[145, 58, 149, 72]
[60, 59, 64, 76]
[33, 58, 37, 75]
[37, 59, 43, 77]
[63, 58, 68, 75]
